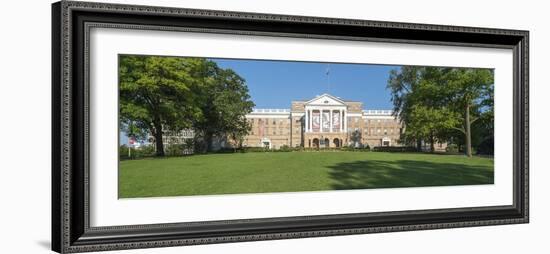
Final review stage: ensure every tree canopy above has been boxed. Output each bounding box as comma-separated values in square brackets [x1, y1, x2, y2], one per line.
[192, 67, 255, 152]
[387, 66, 494, 156]
[119, 55, 254, 156]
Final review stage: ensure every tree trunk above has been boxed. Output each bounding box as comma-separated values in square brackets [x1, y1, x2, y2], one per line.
[153, 121, 165, 156]
[416, 139, 422, 151]
[205, 133, 213, 153]
[430, 134, 435, 153]
[465, 103, 472, 157]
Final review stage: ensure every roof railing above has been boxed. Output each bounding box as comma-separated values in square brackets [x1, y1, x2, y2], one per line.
[251, 108, 291, 113]
[362, 109, 394, 115]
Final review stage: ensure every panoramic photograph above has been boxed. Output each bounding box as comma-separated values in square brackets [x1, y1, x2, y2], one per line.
[118, 55, 494, 198]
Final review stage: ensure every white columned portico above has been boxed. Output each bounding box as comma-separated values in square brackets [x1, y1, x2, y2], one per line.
[338, 109, 344, 132]
[303, 94, 348, 134]
[329, 110, 333, 132]
[319, 108, 323, 133]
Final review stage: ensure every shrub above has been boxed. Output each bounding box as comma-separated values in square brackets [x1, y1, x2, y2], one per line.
[372, 146, 418, 153]
[119, 144, 156, 160]
[339, 145, 370, 152]
[119, 145, 130, 160]
[340, 146, 353, 151]
[139, 145, 156, 156]
[241, 147, 270, 153]
[215, 147, 238, 153]
[279, 145, 291, 152]
[445, 144, 459, 153]
[165, 144, 185, 156]
[293, 146, 305, 152]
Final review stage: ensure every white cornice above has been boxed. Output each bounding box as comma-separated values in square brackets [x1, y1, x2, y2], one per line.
[304, 93, 346, 106]
[246, 114, 290, 119]
[251, 108, 290, 113]
[362, 109, 394, 116]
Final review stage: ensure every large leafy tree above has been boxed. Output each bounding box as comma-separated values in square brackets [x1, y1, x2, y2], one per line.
[388, 66, 493, 156]
[443, 68, 494, 156]
[119, 56, 205, 156]
[119, 55, 254, 156]
[387, 66, 447, 151]
[193, 68, 254, 152]
[228, 117, 252, 152]
[404, 105, 460, 152]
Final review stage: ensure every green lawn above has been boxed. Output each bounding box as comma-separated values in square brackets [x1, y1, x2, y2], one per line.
[119, 151, 494, 198]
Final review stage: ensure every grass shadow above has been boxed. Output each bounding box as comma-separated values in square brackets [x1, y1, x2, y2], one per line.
[328, 159, 494, 190]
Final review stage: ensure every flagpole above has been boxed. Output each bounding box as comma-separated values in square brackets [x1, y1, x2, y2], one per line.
[326, 64, 331, 93]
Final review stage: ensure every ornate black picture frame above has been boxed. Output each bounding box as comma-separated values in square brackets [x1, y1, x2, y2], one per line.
[52, 1, 529, 253]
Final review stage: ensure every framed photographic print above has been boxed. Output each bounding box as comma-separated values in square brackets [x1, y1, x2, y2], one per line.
[51, 1, 529, 253]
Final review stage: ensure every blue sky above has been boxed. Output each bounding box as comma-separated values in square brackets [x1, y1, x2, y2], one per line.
[212, 58, 398, 109]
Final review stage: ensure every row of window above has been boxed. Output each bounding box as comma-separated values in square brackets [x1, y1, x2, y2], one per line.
[250, 126, 402, 137]
[352, 118, 400, 124]
[349, 127, 402, 136]
[249, 118, 290, 125]
[249, 118, 399, 125]
[250, 127, 297, 136]
[365, 127, 402, 136]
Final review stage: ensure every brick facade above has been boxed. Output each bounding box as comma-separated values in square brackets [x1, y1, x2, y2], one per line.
[242, 94, 409, 149]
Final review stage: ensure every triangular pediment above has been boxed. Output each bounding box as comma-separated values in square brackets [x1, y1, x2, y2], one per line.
[305, 93, 346, 106]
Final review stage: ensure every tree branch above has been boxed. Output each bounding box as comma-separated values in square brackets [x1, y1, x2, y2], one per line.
[450, 126, 466, 134]
[401, 84, 411, 93]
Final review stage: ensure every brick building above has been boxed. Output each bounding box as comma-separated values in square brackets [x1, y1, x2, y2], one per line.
[242, 94, 404, 149]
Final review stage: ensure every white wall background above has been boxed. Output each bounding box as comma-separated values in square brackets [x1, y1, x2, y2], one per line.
[0, 0, 546, 253]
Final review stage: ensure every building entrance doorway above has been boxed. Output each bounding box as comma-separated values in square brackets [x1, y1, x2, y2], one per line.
[381, 137, 391, 147]
[260, 138, 272, 149]
[312, 138, 319, 148]
[333, 138, 340, 148]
